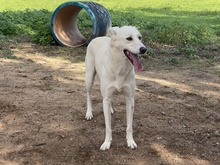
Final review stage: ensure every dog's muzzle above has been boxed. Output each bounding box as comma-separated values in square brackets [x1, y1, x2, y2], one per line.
[124, 50, 144, 72]
[140, 47, 147, 54]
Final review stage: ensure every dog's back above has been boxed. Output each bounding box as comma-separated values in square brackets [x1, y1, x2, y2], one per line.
[85, 36, 112, 83]
[86, 36, 111, 58]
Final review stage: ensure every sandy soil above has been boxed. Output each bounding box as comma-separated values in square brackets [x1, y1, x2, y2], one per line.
[0, 41, 220, 165]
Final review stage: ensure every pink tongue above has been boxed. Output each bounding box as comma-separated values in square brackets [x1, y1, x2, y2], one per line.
[132, 54, 143, 72]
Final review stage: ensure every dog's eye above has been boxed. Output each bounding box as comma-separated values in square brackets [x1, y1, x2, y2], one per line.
[126, 37, 133, 41]
[138, 36, 142, 40]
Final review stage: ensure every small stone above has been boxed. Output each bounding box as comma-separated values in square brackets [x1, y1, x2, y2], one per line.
[32, 111, 39, 115]
[214, 130, 220, 137]
[156, 137, 162, 140]
[206, 133, 211, 138]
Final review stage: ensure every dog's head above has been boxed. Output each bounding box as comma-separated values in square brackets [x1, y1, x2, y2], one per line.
[108, 26, 146, 72]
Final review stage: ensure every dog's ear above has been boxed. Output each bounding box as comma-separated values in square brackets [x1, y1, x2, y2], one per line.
[107, 27, 119, 38]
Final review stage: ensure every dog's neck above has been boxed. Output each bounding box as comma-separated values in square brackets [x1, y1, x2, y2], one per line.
[106, 47, 134, 77]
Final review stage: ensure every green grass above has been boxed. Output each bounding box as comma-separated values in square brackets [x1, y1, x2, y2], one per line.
[0, 0, 219, 47]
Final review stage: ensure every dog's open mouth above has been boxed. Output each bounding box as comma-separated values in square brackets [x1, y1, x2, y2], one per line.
[124, 50, 143, 72]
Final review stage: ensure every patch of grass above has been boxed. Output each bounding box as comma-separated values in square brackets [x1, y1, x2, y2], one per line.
[77, 10, 93, 39]
[0, 34, 6, 41]
[146, 47, 155, 57]
[168, 56, 180, 65]
[0, 9, 55, 45]
[160, 49, 169, 54]
[142, 21, 216, 46]
[0, 0, 219, 47]
[0, 37, 16, 59]
[2, 49, 17, 59]
[179, 45, 199, 59]
[207, 59, 215, 66]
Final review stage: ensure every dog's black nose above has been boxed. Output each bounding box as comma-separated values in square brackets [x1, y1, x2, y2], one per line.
[140, 47, 147, 54]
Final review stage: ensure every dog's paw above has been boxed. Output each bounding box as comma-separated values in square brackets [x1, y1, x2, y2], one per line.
[127, 140, 137, 149]
[100, 141, 111, 151]
[85, 111, 93, 120]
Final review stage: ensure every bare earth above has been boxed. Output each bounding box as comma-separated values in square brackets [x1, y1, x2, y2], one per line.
[0, 41, 220, 165]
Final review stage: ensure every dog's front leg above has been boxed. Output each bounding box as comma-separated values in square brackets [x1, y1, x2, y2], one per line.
[100, 97, 112, 150]
[126, 97, 137, 149]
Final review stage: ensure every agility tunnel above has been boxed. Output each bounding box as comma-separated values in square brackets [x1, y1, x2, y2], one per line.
[51, 1, 112, 47]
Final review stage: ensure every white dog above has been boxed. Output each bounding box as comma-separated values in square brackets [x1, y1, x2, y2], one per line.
[85, 26, 146, 150]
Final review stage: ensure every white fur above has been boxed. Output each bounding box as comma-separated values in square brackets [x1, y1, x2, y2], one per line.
[85, 26, 146, 150]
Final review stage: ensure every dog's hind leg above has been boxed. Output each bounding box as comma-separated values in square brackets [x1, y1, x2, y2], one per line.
[85, 54, 96, 120]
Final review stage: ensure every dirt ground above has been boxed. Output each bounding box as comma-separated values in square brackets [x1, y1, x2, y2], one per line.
[0, 40, 220, 165]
